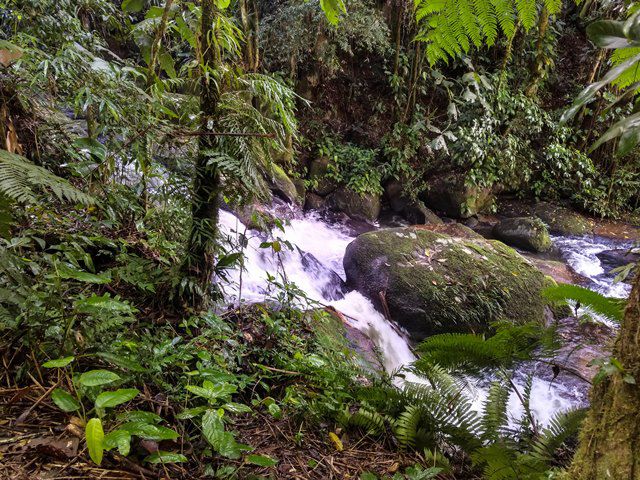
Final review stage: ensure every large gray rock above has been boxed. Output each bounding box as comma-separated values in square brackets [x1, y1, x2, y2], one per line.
[493, 217, 552, 252]
[422, 174, 494, 219]
[344, 226, 548, 340]
[266, 164, 302, 205]
[385, 181, 443, 225]
[326, 186, 381, 222]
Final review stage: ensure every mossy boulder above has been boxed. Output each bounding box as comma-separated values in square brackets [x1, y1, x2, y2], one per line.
[344, 226, 547, 340]
[422, 174, 494, 219]
[493, 217, 552, 252]
[534, 202, 591, 235]
[266, 164, 302, 205]
[385, 181, 443, 225]
[327, 186, 381, 222]
[309, 156, 339, 196]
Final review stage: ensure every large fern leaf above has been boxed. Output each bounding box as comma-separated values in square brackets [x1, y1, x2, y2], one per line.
[542, 283, 625, 322]
[0, 150, 95, 205]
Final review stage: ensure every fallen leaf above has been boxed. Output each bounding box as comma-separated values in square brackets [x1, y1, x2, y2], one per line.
[328, 432, 343, 452]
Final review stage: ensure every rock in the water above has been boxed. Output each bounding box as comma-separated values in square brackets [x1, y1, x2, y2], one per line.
[493, 217, 552, 252]
[597, 249, 640, 279]
[526, 257, 586, 285]
[266, 164, 301, 205]
[534, 202, 591, 235]
[327, 186, 381, 222]
[309, 157, 339, 196]
[344, 226, 547, 340]
[385, 181, 443, 225]
[297, 247, 347, 301]
[422, 174, 494, 219]
[305, 192, 327, 211]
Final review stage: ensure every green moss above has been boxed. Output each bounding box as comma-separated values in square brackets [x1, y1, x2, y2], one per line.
[346, 227, 547, 338]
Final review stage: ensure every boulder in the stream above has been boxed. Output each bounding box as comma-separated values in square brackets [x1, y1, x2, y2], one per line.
[534, 202, 591, 235]
[344, 226, 548, 340]
[493, 217, 552, 252]
[422, 174, 494, 219]
[266, 164, 302, 205]
[596, 249, 640, 280]
[308, 156, 339, 196]
[326, 186, 381, 222]
[385, 181, 443, 225]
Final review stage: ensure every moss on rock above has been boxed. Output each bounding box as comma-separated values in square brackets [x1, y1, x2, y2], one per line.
[493, 216, 552, 252]
[534, 202, 591, 235]
[344, 226, 547, 340]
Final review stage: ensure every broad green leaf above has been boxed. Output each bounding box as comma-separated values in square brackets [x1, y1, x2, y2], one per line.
[75, 294, 136, 315]
[57, 264, 111, 284]
[73, 137, 107, 162]
[144, 451, 188, 464]
[176, 406, 208, 419]
[85, 418, 105, 465]
[104, 429, 132, 456]
[116, 410, 163, 424]
[215, 0, 231, 9]
[120, 422, 179, 441]
[319, 0, 346, 25]
[51, 388, 80, 412]
[43, 356, 74, 368]
[78, 370, 120, 387]
[122, 0, 145, 12]
[159, 52, 176, 79]
[246, 454, 278, 467]
[586, 20, 633, 49]
[186, 381, 237, 401]
[93, 352, 145, 372]
[95, 389, 139, 409]
[222, 402, 253, 414]
[201, 409, 250, 459]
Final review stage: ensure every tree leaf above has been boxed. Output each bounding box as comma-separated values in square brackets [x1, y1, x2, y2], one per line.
[120, 422, 179, 440]
[122, 0, 145, 12]
[246, 454, 278, 466]
[103, 429, 132, 456]
[78, 370, 121, 387]
[587, 20, 634, 49]
[95, 389, 139, 409]
[57, 264, 111, 284]
[43, 356, 75, 368]
[85, 418, 105, 465]
[93, 352, 145, 372]
[186, 381, 237, 401]
[51, 389, 80, 412]
[144, 451, 188, 464]
[201, 409, 250, 459]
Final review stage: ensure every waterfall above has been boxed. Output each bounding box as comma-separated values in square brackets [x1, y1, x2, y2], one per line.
[218, 207, 631, 426]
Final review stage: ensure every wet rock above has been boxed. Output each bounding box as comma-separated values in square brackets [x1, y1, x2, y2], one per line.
[305, 192, 327, 211]
[493, 217, 552, 252]
[326, 186, 381, 222]
[227, 202, 276, 232]
[414, 222, 483, 240]
[526, 257, 586, 285]
[266, 164, 301, 205]
[534, 202, 591, 236]
[422, 174, 494, 219]
[309, 157, 339, 196]
[597, 249, 640, 274]
[297, 247, 347, 301]
[344, 226, 547, 340]
[385, 181, 443, 225]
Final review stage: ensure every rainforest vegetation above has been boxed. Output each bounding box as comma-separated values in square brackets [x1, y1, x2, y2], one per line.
[1, 0, 640, 478]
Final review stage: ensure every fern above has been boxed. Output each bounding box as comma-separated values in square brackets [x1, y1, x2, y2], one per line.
[415, 0, 561, 64]
[542, 283, 625, 322]
[0, 150, 95, 205]
[481, 381, 510, 441]
[530, 408, 586, 461]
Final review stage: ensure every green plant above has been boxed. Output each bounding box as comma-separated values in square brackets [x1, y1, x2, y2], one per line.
[319, 137, 383, 195]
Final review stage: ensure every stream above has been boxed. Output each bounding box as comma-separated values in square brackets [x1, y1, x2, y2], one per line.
[219, 205, 633, 427]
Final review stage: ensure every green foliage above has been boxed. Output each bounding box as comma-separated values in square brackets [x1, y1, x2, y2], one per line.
[542, 283, 625, 322]
[319, 137, 383, 195]
[414, 0, 562, 65]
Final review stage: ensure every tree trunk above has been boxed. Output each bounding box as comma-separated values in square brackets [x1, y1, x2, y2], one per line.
[568, 268, 640, 479]
[525, 7, 549, 97]
[180, 0, 221, 309]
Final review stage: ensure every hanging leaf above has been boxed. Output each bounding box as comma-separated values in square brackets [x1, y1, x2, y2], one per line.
[95, 389, 139, 410]
[215, 0, 231, 10]
[51, 389, 81, 412]
[43, 356, 75, 368]
[320, 0, 346, 25]
[78, 370, 121, 387]
[85, 418, 105, 465]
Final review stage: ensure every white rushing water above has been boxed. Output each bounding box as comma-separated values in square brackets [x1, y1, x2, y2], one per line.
[219, 207, 631, 426]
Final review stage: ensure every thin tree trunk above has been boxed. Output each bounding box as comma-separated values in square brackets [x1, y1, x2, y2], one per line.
[392, 1, 403, 78]
[180, 0, 221, 309]
[569, 268, 640, 479]
[239, 0, 255, 70]
[525, 7, 549, 97]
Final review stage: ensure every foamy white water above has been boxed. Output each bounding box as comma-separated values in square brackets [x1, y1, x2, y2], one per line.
[218, 208, 632, 426]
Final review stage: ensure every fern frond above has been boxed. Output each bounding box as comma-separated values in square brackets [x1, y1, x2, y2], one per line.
[0, 150, 95, 205]
[542, 284, 625, 322]
[481, 380, 510, 441]
[530, 408, 586, 461]
[515, 0, 537, 30]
